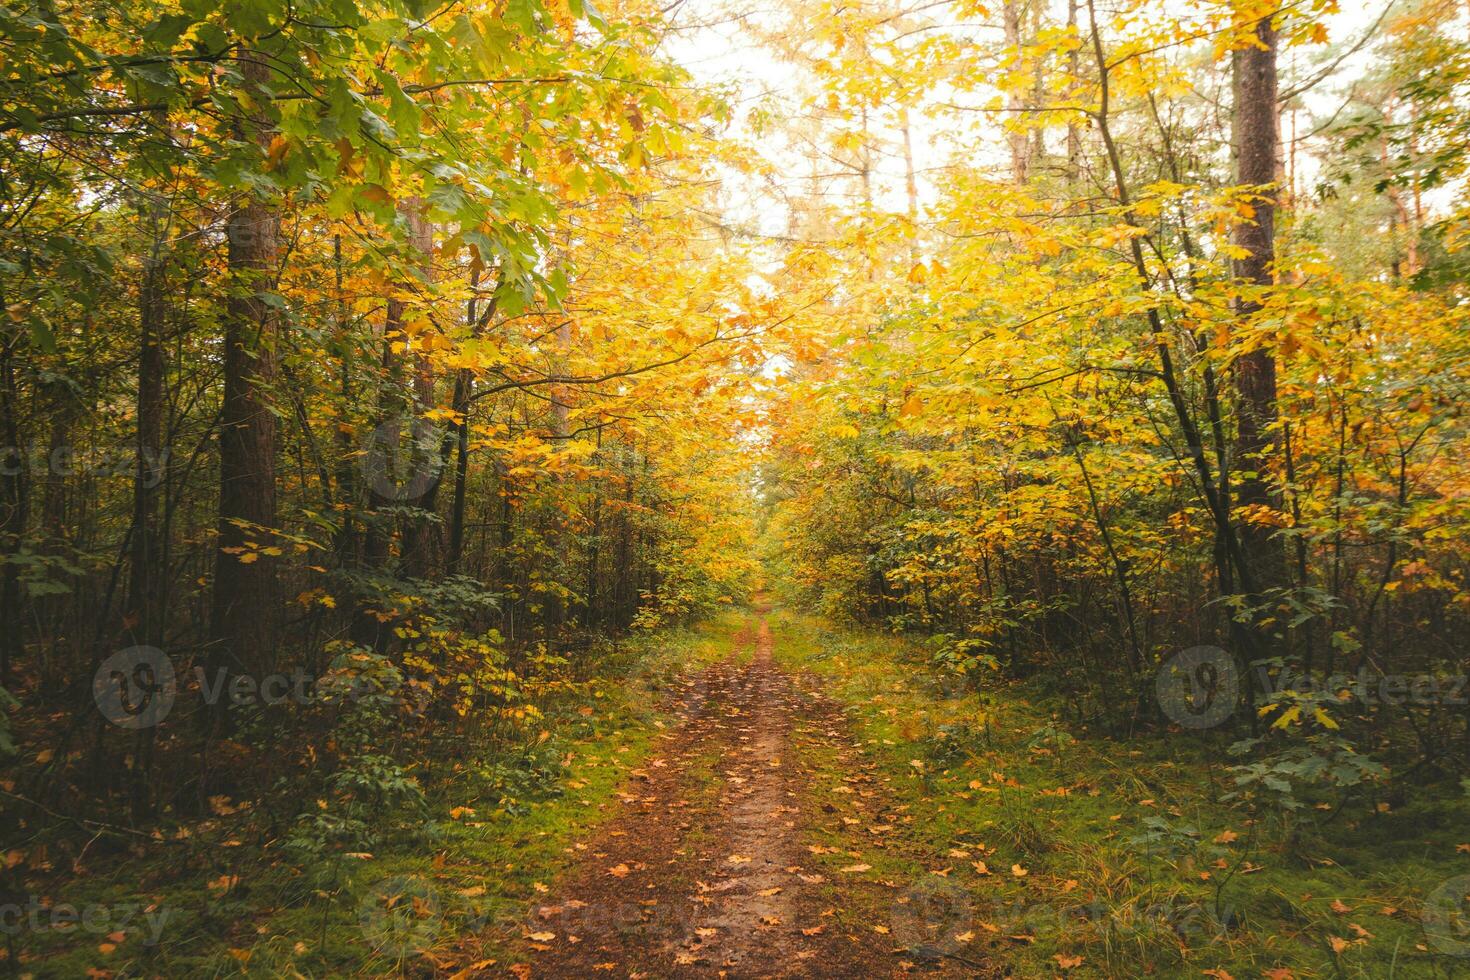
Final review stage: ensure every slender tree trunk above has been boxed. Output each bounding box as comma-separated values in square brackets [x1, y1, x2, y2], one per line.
[1003, 1, 1029, 183]
[900, 106, 919, 270]
[128, 232, 168, 652]
[210, 51, 281, 691]
[1066, 0, 1081, 184]
[0, 314, 26, 684]
[447, 273, 479, 576]
[398, 202, 439, 580]
[124, 217, 169, 820]
[333, 235, 359, 566]
[1231, 4, 1284, 607]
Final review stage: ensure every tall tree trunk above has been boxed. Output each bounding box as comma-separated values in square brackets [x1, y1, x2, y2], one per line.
[397, 202, 438, 580]
[1231, 5, 1284, 607]
[447, 272, 480, 576]
[124, 214, 168, 820]
[900, 106, 920, 270]
[333, 235, 359, 566]
[210, 51, 281, 695]
[1066, 0, 1081, 184]
[128, 232, 167, 652]
[1003, 1, 1030, 184]
[355, 199, 433, 644]
[0, 313, 26, 685]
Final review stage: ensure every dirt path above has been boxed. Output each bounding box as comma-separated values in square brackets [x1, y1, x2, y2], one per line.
[507, 613, 998, 978]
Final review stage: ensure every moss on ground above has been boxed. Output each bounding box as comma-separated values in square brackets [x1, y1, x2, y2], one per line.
[767, 608, 1470, 979]
[24, 613, 744, 978]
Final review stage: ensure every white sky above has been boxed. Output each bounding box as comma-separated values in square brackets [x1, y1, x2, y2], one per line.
[654, 0, 1415, 235]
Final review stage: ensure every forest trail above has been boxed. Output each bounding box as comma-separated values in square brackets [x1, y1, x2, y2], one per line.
[506, 610, 995, 978]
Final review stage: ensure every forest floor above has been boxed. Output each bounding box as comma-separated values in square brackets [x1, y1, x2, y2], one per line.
[493, 606, 993, 978]
[23, 605, 1470, 978]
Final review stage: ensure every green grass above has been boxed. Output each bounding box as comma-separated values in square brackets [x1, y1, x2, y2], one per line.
[22, 611, 746, 978]
[767, 607, 1470, 979]
[25, 606, 1469, 978]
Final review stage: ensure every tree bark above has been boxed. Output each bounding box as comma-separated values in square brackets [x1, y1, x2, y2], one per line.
[128, 223, 168, 653]
[210, 51, 280, 688]
[1231, 5, 1284, 603]
[397, 202, 439, 579]
[1003, 1, 1030, 184]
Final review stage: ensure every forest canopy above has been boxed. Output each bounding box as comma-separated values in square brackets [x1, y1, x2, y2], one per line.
[3, 0, 1470, 975]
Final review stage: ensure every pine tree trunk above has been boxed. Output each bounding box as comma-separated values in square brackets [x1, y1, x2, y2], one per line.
[1231, 6, 1283, 603]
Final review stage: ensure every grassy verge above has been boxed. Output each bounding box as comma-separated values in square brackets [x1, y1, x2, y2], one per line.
[22, 610, 748, 978]
[768, 607, 1470, 979]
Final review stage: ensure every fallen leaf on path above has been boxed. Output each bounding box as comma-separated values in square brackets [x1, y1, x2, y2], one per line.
[839, 863, 871, 873]
[607, 863, 630, 878]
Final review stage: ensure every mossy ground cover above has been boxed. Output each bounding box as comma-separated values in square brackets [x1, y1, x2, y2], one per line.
[23, 612, 747, 978]
[768, 608, 1470, 979]
[25, 607, 1470, 978]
